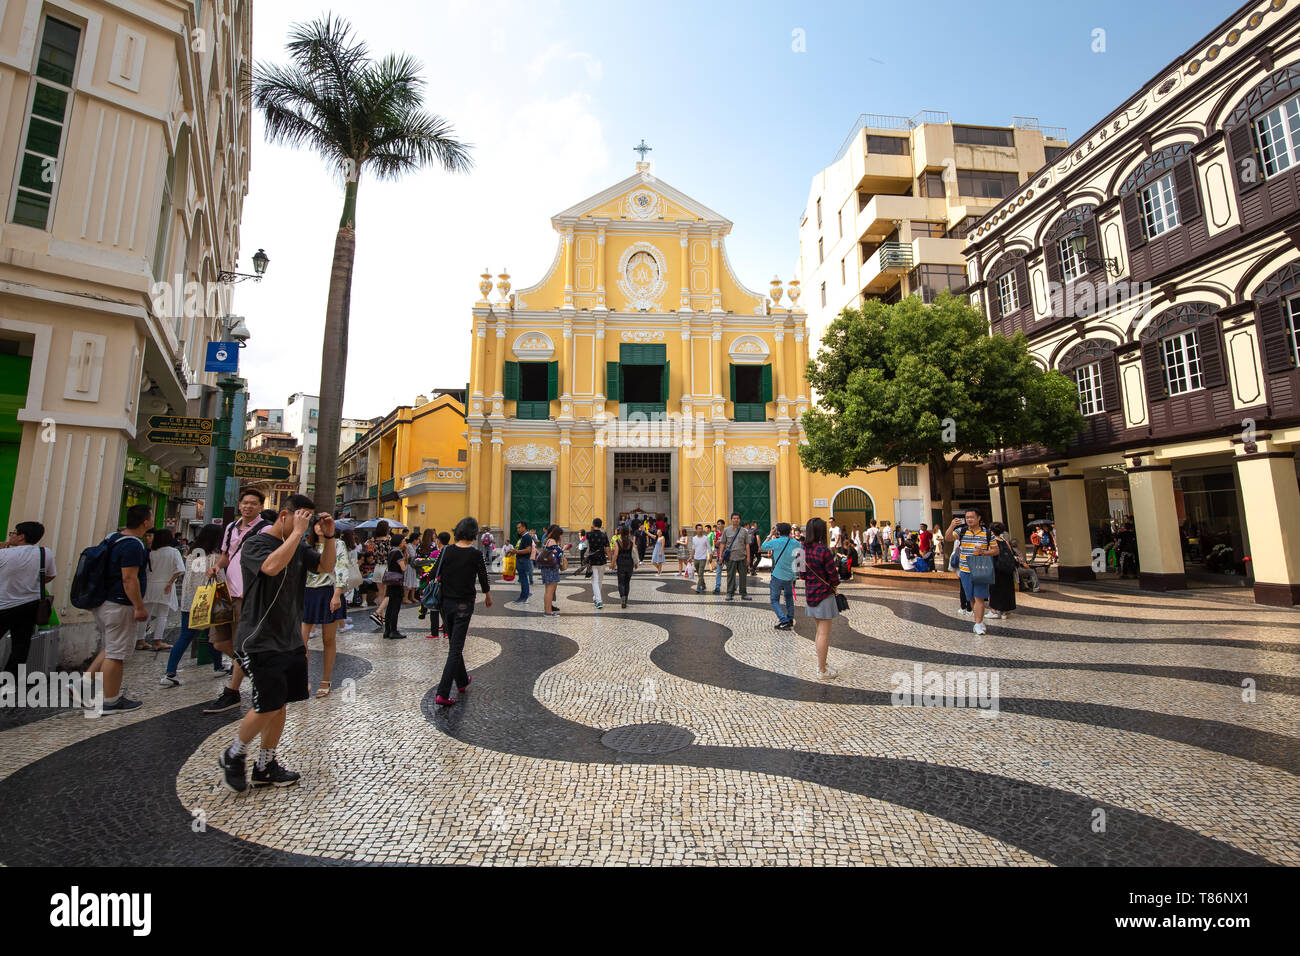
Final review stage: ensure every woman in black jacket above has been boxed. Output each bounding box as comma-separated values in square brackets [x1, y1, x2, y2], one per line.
[434, 517, 493, 706]
[986, 521, 1017, 619]
[614, 526, 639, 608]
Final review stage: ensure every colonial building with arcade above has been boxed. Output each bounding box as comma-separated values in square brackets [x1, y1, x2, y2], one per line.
[463, 160, 923, 541]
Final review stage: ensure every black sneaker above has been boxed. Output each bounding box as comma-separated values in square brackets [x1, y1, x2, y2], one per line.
[251, 759, 300, 788]
[218, 748, 247, 793]
[203, 687, 241, 714]
[741, 595, 753, 601]
[383, 631, 407, 640]
[100, 696, 142, 714]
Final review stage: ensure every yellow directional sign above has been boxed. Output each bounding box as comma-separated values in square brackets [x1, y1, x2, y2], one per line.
[147, 429, 214, 447]
[234, 463, 292, 480]
[147, 415, 214, 432]
[235, 450, 292, 469]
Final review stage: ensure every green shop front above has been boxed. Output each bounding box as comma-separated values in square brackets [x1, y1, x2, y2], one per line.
[121, 450, 172, 529]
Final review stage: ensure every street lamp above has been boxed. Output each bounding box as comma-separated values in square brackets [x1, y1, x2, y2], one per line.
[1067, 233, 1121, 278]
[218, 248, 270, 283]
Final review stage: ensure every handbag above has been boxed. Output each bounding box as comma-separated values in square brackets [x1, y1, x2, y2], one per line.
[968, 553, 996, 586]
[35, 547, 53, 626]
[808, 559, 851, 612]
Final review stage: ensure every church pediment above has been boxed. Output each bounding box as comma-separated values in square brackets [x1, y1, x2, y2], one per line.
[552, 168, 732, 231]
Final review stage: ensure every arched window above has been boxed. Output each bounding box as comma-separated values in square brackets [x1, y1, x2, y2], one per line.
[986, 251, 1029, 326]
[152, 126, 190, 282]
[1057, 339, 1119, 416]
[1138, 303, 1225, 404]
[1225, 63, 1300, 223]
[1118, 144, 1202, 253]
[1043, 205, 1100, 287]
[1250, 259, 1300, 374]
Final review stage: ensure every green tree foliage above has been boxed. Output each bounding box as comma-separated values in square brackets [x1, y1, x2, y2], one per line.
[801, 292, 1084, 543]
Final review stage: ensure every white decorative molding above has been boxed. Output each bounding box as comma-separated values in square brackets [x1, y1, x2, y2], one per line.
[504, 443, 559, 465]
[512, 331, 555, 360]
[726, 445, 778, 466]
[625, 187, 661, 220]
[616, 241, 669, 311]
[621, 330, 665, 343]
[728, 334, 770, 364]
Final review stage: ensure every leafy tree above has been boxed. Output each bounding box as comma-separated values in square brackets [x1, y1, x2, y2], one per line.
[800, 292, 1084, 549]
[252, 16, 473, 503]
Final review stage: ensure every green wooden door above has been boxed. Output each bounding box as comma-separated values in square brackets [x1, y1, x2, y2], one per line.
[509, 470, 551, 540]
[0, 354, 31, 537]
[732, 471, 771, 539]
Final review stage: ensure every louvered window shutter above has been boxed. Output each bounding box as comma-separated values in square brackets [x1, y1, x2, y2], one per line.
[606, 361, 621, 401]
[1046, 237, 1063, 286]
[660, 361, 670, 402]
[1142, 341, 1166, 404]
[1173, 158, 1202, 224]
[1197, 322, 1226, 388]
[760, 364, 773, 403]
[988, 273, 1003, 325]
[729, 363, 737, 400]
[502, 362, 520, 401]
[1099, 355, 1120, 412]
[1227, 123, 1264, 194]
[547, 361, 559, 400]
[1122, 192, 1146, 251]
[1082, 217, 1103, 275]
[1015, 263, 1030, 314]
[1257, 298, 1297, 374]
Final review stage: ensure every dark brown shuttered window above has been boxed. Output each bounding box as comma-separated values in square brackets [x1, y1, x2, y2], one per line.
[1139, 304, 1226, 405]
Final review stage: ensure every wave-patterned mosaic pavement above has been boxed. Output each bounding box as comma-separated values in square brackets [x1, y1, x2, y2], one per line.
[1, 574, 1297, 866]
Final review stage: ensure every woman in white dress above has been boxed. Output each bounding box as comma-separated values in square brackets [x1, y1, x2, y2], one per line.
[138, 528, 184, 652]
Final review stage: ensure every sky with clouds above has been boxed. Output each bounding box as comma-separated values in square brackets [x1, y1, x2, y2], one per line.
[232, 0, 1236, 421]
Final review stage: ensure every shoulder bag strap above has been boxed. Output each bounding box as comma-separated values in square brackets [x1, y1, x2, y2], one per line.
[806, 548, 839, 593]
[38, 546, 46, 595]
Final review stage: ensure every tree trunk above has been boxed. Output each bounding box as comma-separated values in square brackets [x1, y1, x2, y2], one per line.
[312, 179, 358, 513]
[931, 450, 955, 561]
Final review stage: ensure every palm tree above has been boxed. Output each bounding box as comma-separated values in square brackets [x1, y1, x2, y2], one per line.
[251, 15, 472, 507]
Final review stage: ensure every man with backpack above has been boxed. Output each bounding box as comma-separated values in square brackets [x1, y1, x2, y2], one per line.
[204, 488, 271, 714]
[81, 504, 152, 713]
[946, 510, 1000, 636]
[721, 512, 753, 602]
[510, 520, 536, 605]
[763, 523, 799, 630]
[585, 518, 609, 609]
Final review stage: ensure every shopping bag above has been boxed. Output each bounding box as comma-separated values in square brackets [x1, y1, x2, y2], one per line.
[968, 553, 996, 586]
[189, 583, 216, 630]
[502, 551, 516, 582]
[209, 581, 234, 626]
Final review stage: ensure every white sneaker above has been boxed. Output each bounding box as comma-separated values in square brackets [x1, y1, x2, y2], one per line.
[815, 667, 839, 681]
[958, 608, 972, 616]
[985, 610, 1002, 619]
[973, 622, 987, 636]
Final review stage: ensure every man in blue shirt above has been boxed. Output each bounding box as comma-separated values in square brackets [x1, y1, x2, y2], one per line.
[763, 522, 799, 630]
[85, 504, 151, 713]
[511, 521, 535, 604]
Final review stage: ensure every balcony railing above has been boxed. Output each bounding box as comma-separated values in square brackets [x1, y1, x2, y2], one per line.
[875, 242, 913, 272]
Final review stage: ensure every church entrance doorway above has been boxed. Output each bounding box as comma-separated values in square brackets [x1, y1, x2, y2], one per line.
[613, 452, 672, 533]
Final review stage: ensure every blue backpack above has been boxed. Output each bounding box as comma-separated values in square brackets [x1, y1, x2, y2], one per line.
[69, 533, 139, 610]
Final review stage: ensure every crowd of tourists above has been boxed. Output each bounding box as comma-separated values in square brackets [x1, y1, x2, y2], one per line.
[0, 486, 1071, 795]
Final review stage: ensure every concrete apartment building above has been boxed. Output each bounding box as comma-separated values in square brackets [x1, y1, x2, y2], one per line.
[799, 112, 1070, 350]
[282, 391, 317, 496]
[0, 0, 252, 660]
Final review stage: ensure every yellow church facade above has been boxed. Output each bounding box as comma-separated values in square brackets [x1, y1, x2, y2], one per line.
[465, 162, 914, 541]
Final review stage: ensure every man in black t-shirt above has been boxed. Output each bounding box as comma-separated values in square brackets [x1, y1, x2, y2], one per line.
[218, 494, 335, 793]
[585, 517, 609, 609]
[511, 521, 535, 605]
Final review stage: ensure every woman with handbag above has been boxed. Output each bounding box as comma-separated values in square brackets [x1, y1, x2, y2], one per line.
[138, 529, 184, 652]
[614, 526, 639, 608]
[800, 517, 843, 681]
[380, 536, 407, 639]
[539, 525, 566, 616]
[946, 510, 1000, 636]
[369, 521, 392, 628]
[160, 523, 225, 686]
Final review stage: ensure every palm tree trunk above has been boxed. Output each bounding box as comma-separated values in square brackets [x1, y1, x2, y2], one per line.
[312, 179, 358, 512]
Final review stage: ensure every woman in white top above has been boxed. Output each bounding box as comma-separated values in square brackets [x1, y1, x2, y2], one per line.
[303, 521, 351, 697]
[138, 529, 184, 651]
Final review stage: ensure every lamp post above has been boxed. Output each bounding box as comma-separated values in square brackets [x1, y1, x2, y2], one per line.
[217, 248, 269, 284]
[1067, 233, 1121, 278]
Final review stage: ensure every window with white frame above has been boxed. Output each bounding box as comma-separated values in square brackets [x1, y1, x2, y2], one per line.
[11, 16, 82, 229]
[897, 465, 918, 486]
[1286, 295, 1300, 366]
[1140, 172, 1180, 238]
[996, 269, 1019, 314]
[1253, 92, 1300, 178]
[1161, 330, 1202, 395]
[1074, 362, 1103, 416]
[1057, 235, 1086, 282]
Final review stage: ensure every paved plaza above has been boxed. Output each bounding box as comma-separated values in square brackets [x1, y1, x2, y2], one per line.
[1, 572, 1297, 866]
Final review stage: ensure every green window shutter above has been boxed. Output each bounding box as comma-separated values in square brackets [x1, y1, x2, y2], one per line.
[619, 343, 666, 365]
[729, 364, 737, 401]
[660, 361, 670, 402]
[502, 361, 520, 401]
[760, 364, 773, 403]
[606, 361, 622, 401]
[547, 360, 559, 400]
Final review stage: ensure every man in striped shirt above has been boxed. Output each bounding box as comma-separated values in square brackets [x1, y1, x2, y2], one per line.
[946, 509, 1000, 636]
